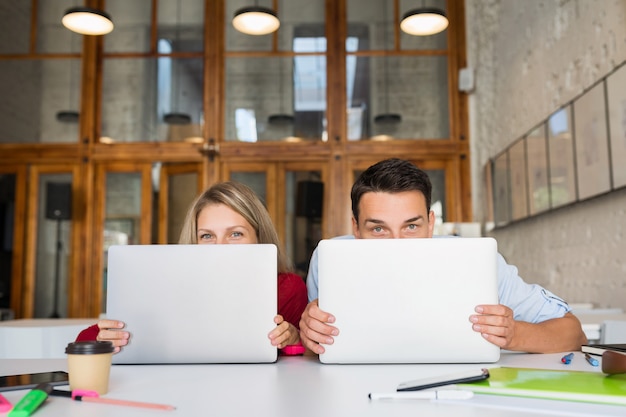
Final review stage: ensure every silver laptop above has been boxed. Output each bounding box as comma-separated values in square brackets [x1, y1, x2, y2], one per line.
[318, 237, 500, 364]
[106, 244, 278, 364]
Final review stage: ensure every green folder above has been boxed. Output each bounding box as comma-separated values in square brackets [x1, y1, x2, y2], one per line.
[459, 367, 626, 406]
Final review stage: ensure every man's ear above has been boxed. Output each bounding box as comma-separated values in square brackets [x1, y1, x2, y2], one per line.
[351, 216, 361, 238]
[427, 210, 435, 238]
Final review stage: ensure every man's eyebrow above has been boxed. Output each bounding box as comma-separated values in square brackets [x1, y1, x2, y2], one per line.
[404, 216, 424, 223]
[362, 218, 385, 225]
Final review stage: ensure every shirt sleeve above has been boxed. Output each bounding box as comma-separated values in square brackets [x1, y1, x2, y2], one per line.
[496, 253, 571, 323]
[75, 323, 99, 342]
[277, 272, 308, 329]
[306, 234, 356, 302]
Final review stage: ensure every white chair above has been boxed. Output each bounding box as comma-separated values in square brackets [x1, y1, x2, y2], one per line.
[600, 320, 626, 344]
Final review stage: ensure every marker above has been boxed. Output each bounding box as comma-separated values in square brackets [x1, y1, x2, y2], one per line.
[8, 383, 52, 417]
[369, 390, 474, 401]
[585, 353, 599, 367]
[561, 352, 574, 364]
[0, 393, 13, 412]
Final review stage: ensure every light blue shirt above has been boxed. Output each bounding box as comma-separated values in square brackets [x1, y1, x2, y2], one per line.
[305, 235, 571, 324]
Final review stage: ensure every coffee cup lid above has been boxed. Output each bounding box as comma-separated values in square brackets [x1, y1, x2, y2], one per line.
[65, 341, 115, 354]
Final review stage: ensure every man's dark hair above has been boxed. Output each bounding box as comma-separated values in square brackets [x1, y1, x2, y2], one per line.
[351, 158, 432, 221]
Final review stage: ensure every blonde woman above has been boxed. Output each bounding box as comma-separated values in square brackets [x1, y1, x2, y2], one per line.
[77, 181, 307, 353]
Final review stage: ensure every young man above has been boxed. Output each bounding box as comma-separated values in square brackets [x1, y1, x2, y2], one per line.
[300, 158, 587, 354]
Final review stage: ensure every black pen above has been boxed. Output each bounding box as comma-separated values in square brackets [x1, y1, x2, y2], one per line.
[8, 383, 52, 417]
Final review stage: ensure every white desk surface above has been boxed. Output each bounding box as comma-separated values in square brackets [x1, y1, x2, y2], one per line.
[1, 351, 625, 417]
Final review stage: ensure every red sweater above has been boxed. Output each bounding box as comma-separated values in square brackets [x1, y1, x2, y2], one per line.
[76, 272, 307, 342]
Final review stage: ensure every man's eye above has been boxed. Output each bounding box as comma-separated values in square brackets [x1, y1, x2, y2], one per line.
[373, 226, 383, 233]
[407, 224, 417, 230]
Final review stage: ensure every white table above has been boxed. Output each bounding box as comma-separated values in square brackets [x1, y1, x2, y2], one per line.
[1, 352, 624, 416]
[0, 319, 96, 358]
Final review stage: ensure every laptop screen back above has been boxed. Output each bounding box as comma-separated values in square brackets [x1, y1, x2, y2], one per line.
[106, 244, 278, 364]
[318, 237, 500, 364]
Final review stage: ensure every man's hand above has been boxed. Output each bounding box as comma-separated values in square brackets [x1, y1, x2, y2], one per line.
[299, 299, 339, 354]
[469, 304, 516, 349]
[470, 306, 588, 353]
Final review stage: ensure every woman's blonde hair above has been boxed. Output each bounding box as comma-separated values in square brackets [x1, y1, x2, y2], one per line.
[178, 181, 293, 273]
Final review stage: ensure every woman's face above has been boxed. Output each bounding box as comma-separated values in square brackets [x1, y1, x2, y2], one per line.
[196, 203, 258, 244]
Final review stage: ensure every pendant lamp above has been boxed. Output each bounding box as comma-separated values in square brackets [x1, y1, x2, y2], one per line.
[62, 7, 114, 36]
[233, 2, 280, 36]
[400, 3, 448, 36]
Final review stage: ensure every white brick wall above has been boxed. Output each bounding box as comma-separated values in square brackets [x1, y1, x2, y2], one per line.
[466, 0, 626, 309]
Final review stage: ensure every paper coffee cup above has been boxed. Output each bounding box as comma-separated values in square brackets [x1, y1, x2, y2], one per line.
[65, 341, 115, 394]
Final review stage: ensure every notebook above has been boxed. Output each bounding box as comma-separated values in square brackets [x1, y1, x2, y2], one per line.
[459, 367, 626, 406]
[317, 237, 500, 364]
[106, 244, 278, 364]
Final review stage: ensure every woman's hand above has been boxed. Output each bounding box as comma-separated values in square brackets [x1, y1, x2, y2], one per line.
[96, 319, 130, 353]
[268, 315, 300, 349]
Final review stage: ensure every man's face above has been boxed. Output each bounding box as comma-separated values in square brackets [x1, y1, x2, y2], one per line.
[352, 191, 435, 239]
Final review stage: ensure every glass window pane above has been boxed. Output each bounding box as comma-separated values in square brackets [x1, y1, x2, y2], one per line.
[548, 106, 576, 208]
[230, 172, 267, 204]
[0, 174, 16, 312]
[526, 124, 550, 215]
[347, 0, 394, 51]
[573, 82, 611, 200]
[101, 57, 203, 143]
[37, 0, 83, 54]
[0, 2, 30, 54]
[347, 56, 449, 141]
[35, 174, 73, 318]
[509, 138, 528, 220]
[167, 172, 198, 243]
[607, 63, 626, 189]
[0, 59, 80, 144]
[426, 169, 446, 223]
[278, 0, 325, 52]
[225, 57, 326, 142]
[103, 172, 143, 311]
[104, 0, 153, 53]
[285, 171, 323, 277]
[157, 0, 204, 53]
[493, 152, 510, 227]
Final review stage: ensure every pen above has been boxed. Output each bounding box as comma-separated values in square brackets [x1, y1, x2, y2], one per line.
[0, 393, 12, 412]
[369, 390, 474, 401]
[561, 352, 574, 364]
[585, 353, 599, 367]
[8, 383, 52, 417]
[73, 395, 176, 411]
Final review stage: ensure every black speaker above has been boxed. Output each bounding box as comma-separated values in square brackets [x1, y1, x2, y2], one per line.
[45, 183, 72, 220]
[296, 181, 323, 218]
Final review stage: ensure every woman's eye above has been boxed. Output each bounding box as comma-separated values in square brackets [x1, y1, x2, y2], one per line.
[199, 233, 212, 240]
[231, 231, 243, 238]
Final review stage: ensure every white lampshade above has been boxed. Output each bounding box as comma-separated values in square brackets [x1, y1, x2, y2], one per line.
[62, 7, 114, 36]
[400, 8, 448, 36]
[232, 6, 280, 36]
